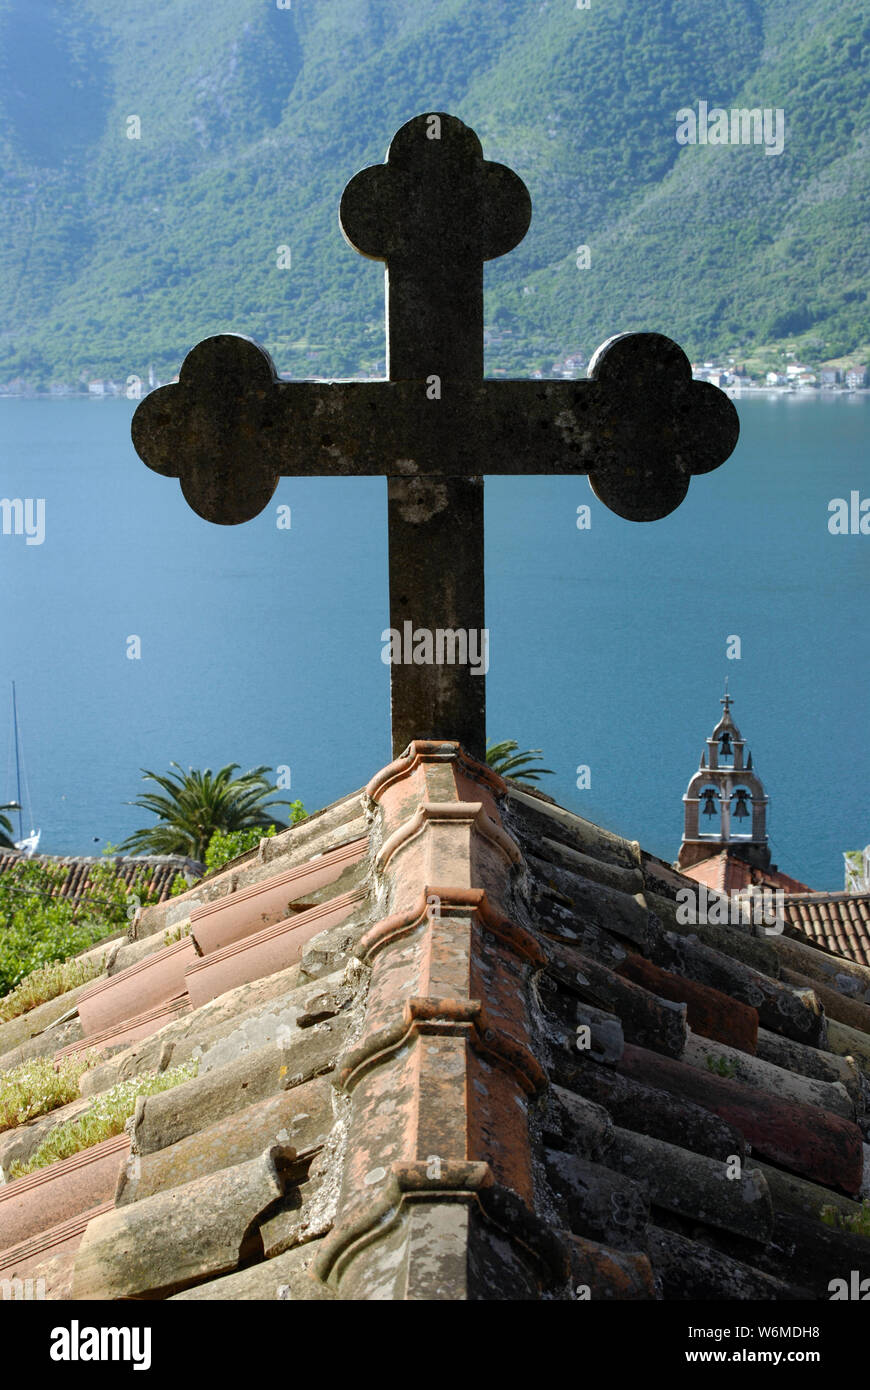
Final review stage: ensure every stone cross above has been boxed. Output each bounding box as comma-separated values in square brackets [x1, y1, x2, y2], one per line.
[132, 112, 739, 761]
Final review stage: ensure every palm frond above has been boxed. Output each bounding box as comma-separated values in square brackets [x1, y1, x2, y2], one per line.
[485, 739, 554, 785]
[119, 763, 292, 860]
[0, 803, 20, 850]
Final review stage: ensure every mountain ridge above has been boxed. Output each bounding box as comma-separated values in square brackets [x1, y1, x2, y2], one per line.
[0, 0, 866, 385]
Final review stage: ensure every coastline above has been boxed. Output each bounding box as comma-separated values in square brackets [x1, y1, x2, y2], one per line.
[1, 384, 867, 402]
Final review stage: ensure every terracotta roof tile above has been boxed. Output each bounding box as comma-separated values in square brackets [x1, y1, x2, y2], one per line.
[784, 892, 870, 968]
[0, 850, 193, 913]
[616, 951, 759, 1053]
[682, 850, 813, 895]
[2, 744, 870, 1301]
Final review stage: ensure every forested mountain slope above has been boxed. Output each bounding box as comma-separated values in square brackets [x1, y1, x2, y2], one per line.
[0, 0, 866, 385]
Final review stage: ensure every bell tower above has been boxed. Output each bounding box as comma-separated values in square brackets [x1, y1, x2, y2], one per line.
[678, 683, 770, 871]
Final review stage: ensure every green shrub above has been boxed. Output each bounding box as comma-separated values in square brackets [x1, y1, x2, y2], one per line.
[0, 858, 162, 999]
[7, 1063, 198, 1179]
[705, 1054, 738, 1078]
[202, 809, 306, 877]
[162, 922, 192, 947]
[203, 824, 276, 876]
[0, 954, 106, 1024]
[820, 1200, 870, 1239]
[0, 1051, 100, 1133]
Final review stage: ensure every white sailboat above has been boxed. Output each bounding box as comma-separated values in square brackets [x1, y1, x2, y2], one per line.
[14, 828, 41, 856]
[7, 682, 40, 857]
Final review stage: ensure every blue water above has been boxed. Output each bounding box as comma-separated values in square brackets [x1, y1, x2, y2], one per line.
[0, 394, 867, 889]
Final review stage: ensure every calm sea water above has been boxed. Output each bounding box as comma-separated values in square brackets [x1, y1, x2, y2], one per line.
[0, 394, 867, 889]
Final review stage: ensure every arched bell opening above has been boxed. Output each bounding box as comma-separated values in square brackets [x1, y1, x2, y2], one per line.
[729, 786, 753, 838]
[698, 785, 721, 837]
[716, 728, 735, 767]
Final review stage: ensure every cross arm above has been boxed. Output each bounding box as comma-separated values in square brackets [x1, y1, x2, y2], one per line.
[131, 331, 738, 524]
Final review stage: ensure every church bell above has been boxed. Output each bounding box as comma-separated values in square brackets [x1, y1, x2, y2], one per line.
[733, 791, 750, 820]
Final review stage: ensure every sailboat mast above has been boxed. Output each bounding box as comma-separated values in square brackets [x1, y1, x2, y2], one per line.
[11, 681, 23, 840]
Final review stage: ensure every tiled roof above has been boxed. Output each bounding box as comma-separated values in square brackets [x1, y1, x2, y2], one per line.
[683, 853, 870, 971]
[784, 893, 870, 970]
[682, 850, 812, 895]
[2, 745, 870, 1302]
[0, 851, 195, 910]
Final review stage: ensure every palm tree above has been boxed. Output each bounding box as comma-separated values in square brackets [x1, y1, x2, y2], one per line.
[119, 764, 292, 862]
[485, 740, 554, 785]
[0, 803, 20, 851]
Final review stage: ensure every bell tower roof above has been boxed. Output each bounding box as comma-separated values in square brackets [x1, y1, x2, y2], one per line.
[711, 677, 742, 742]
[677, 685, 770, 872]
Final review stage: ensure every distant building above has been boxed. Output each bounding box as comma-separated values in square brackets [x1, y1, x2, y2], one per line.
[0, 850, 198, 912]
[678, 686, 774, 875]
[765, 371, 787, 386]
[692, 367, 726, 385]
[782, 888, 870, 966]
[845, 365, 867, 389]
[677, 690, 870, 967]
[550, 354, 585, 378]
[844, 845, 870, 893]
